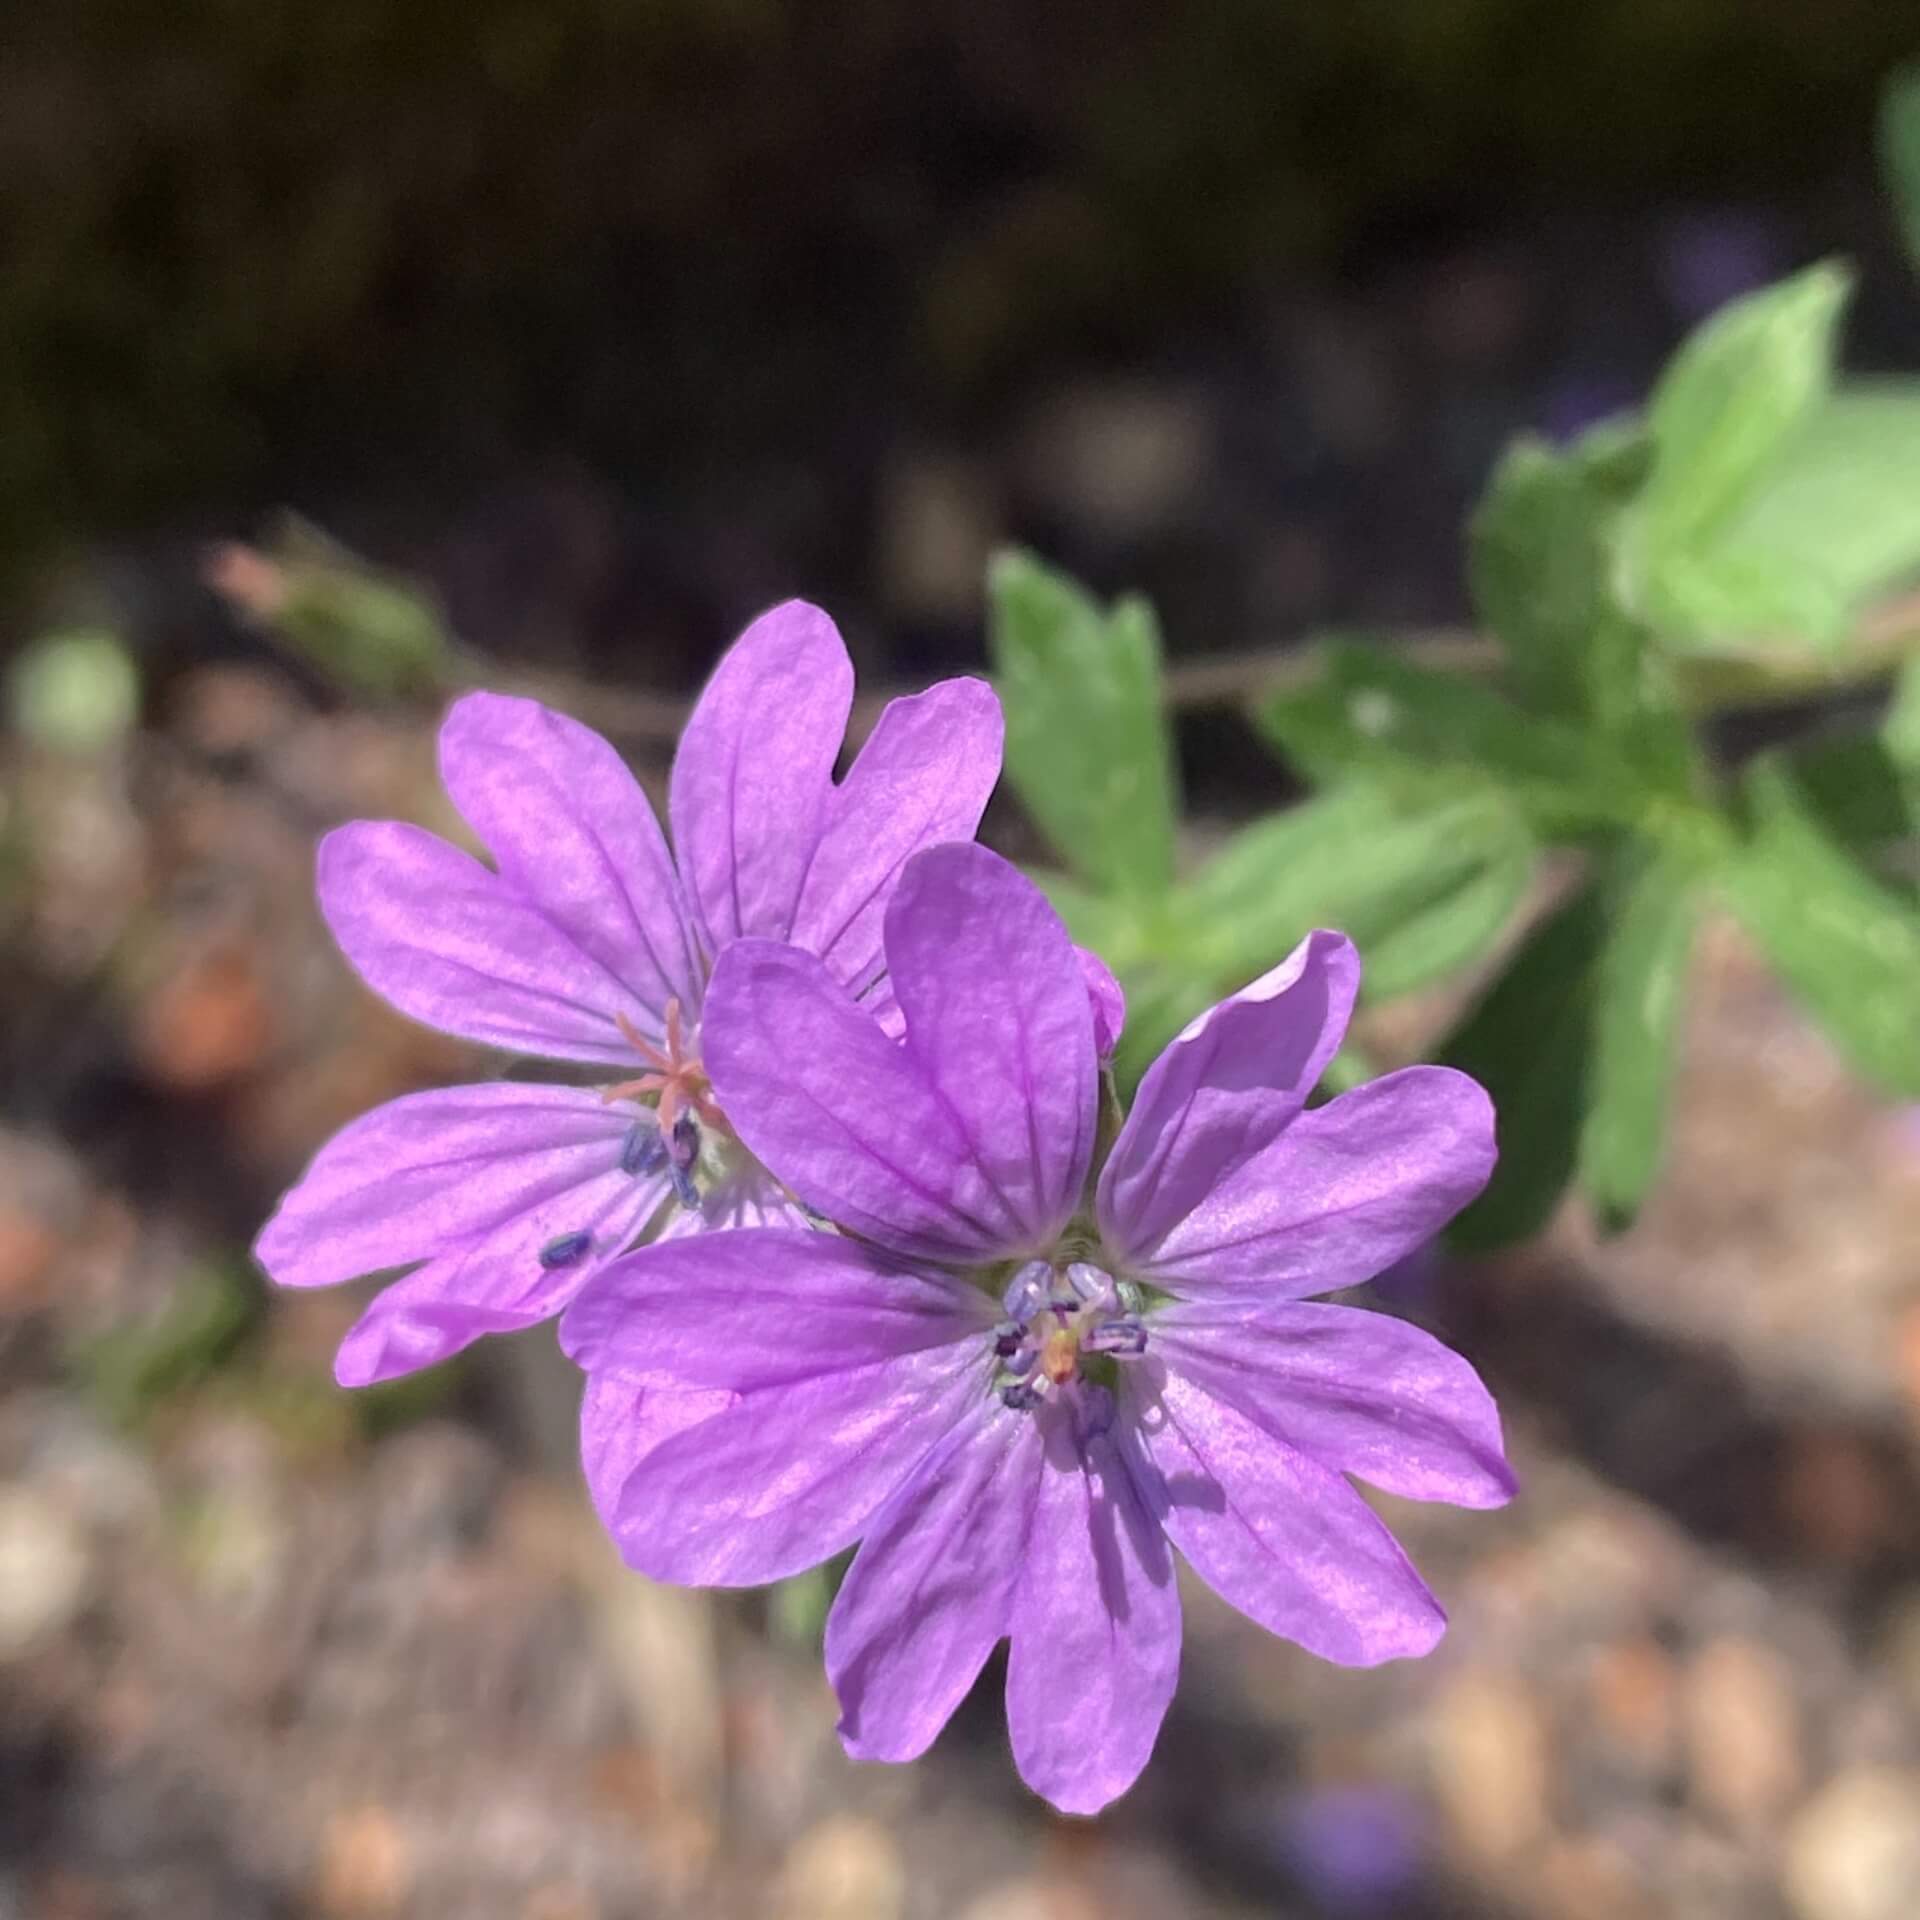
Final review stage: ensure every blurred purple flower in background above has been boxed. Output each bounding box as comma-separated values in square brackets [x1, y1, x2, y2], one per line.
[563, 844, 1513, 1813]
[253, 603, 1002, 1462]
[1655, 207, 1784, 323]
[1273, 1783, 1430, 1914]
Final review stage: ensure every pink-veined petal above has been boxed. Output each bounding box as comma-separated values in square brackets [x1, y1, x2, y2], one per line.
[791, 676, 1004, 997]
[1098, 930, 1358, 1260]
[826, 1405, 1041, 1764]
[318, 823, 659, 1064]
[437, 692, 702, 1036]
[560, 1229, 995, 1392]
[703, 943, 1033, 1262]
[255, 1084, 669, 1383]
[1005, 1401, 1181, 1814]
[1153, 1300, 1514, 1508]
[1127, 1067, 1495, 1298]
[1126, 1360, 1447, 1666]
[579, 1371, 737, 1547]
[668, 601, 853, 956]
[562, 1230, 994, 1585]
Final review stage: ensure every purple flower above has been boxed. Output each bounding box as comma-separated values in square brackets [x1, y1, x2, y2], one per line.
[562, 843, 1513, 1814]
[253, 601, 1002, 1425]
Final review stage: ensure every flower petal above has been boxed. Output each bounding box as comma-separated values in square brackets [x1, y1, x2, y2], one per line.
[1005, 1402, 1181, 1814]
[437, 692, 702, 1034]
[318, 822, 661, 1064]
[704, 943, 1037, 1262]
[790, 677, 1004, 997]
[1079, 947, 1127, 1060]
[1123, 1067, 1496, 1298]
[826, 1405, 1041, 1764]
[1098, 930, 1359, 1260]
[594, 1341, 988, 1585]
[1126, 1360, 1447, 1666]
[669, 601, 853, 956]
[253, 1084, 668, 1383]
[1153, 1301, 1514, 1508]
[559, 1229, 995, 1392]
[579, 1370, 736, 1546]
[564, 1227, 994, 1586]
[882, 844, 1097, 1248]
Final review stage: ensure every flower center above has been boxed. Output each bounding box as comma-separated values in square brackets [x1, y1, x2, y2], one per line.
[992, 1261, 1147, 1413]
[601, 997, 727, 1208]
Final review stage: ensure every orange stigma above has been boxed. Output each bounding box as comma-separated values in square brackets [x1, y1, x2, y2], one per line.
[1040, 1324, 1081, 1387]
[600, 999, 726, 1132]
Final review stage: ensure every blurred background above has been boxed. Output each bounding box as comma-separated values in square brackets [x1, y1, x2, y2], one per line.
[6, 5, 1920, 1917]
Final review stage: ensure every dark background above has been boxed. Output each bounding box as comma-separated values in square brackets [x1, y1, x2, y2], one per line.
[9, 1, 1920, 675]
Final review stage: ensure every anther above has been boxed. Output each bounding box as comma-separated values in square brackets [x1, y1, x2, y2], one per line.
[539, 1230, 593, 1269]
[1082, 1317, 1148, 1356]
[621, 1121, 668, 1178]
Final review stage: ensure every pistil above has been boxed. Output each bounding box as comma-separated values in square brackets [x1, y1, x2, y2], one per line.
[991, 1261, 1147, 1412]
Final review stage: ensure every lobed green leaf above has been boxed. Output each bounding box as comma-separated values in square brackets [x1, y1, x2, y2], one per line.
[988, 549, 1179, 897]
[1722, 759, 1920, 1096]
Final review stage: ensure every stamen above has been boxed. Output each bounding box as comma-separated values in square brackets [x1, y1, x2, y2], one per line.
[604, 999, 727, 1136]
[600, 1072, 666, 1106]
[990, 1260, 1149, 1414]
[1001, 1263, 1050, 1321]
[621, 1121, 668, 1178]
[615, 1009, 675, 1073]
[539, 1230, 593, 1269]
[667, 1112, 702, 1210]
[1082, 1317, 1148, 1356]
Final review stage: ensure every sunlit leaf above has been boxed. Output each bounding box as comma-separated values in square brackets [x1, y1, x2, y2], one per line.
[1633, 260, 1849, 558]
[1652, 385, 1920, 651]
[1260, 641, 1643, 833]
[1442, 881, 1605, 1252]
[988, 549, 1179, 896]
[1578, 850, 1701, 1233]
[1723, 759, 1920, 1095]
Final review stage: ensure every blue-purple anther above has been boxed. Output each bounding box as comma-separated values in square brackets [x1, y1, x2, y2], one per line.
[621, 1119, 669, 1178]
[540, 1230, 594, 1269]
[667, 1112, 703, 1210]
[991, 1260, 1148, 1412]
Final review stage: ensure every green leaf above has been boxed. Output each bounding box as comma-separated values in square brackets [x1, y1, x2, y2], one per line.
[1578, 851, 1701, 1233]
[1785, 732, 1918, 857]
[1180, 779, 1530, 990]
[255, 515, 452, 697]
[1361, 820, 1534, 1001]
[1885, 654, 1920, 773]
[1442, 882, 1605, 1252]
[1260, 642, 1639, 834]
[988, 550, 1179, 896]
[1722, 759, 1920, 1095]
[1878, 61, 1920, 274]
[1653, 385, 1920, 651]
[1634, 261, 1850, 559]
[1063, 780, 1538, 1087]
[1469, 426, 1648, 717]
